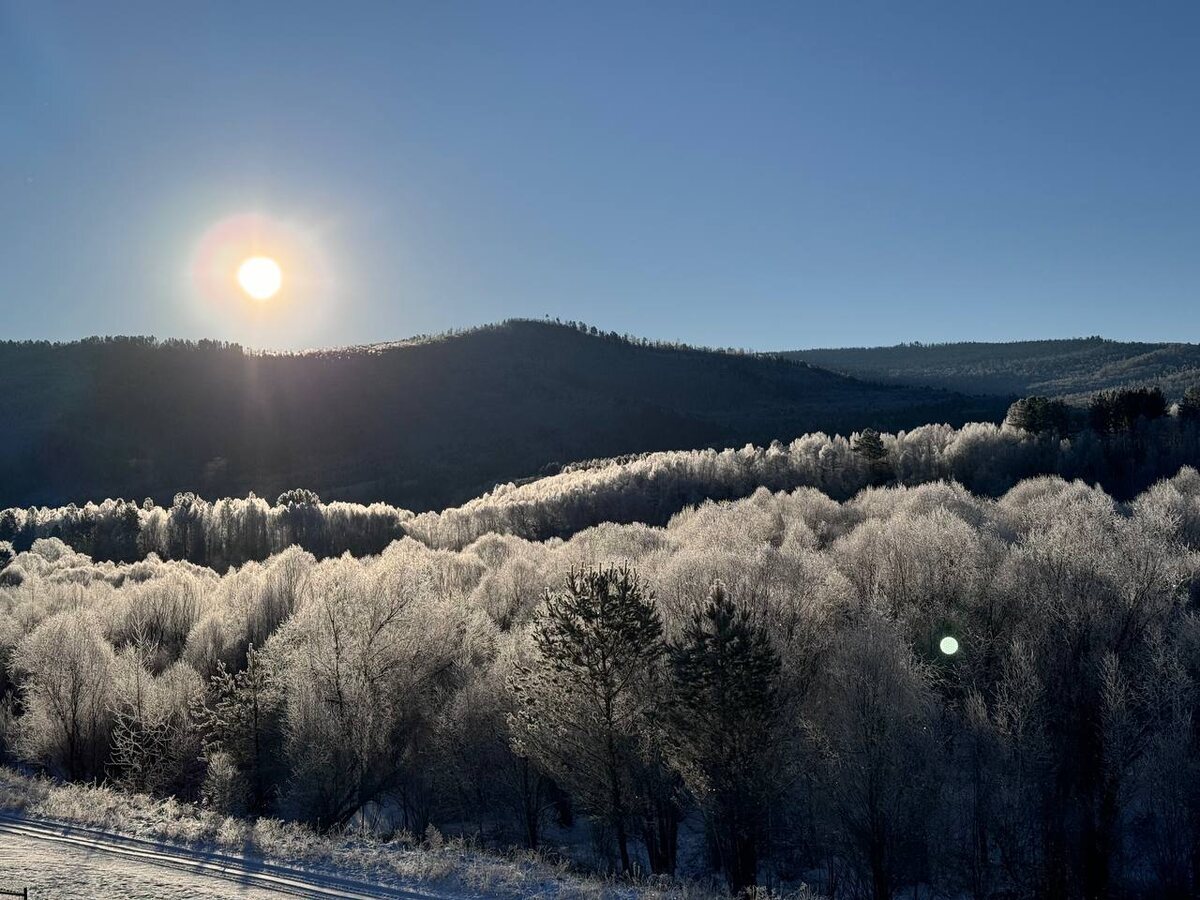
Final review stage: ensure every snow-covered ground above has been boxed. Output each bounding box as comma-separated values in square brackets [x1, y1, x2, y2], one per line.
[0, 769, 734, 899]
[0, 814, 464, 899]
[0, 828, 288, 899]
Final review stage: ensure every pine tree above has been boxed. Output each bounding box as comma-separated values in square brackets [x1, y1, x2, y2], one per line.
[1006, 395, 1070, 435]
[853, 428, 887, 462]
[1090, 387, 1167, 433]
[668, 583, 781, 896]
[1179, 386, 1200, 423]
[509, 565, 666, 874]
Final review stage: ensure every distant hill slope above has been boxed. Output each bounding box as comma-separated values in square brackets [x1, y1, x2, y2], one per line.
[0, 320, 1003, 510]
[784, 338, 1200, 401]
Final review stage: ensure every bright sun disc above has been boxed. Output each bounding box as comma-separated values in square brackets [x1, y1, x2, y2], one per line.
[939, 635, 960, 656]
[237, 256, 282, 300]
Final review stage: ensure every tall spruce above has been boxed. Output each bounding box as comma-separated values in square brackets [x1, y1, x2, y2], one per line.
[509, 565, 666, 874]
[668, 582, 782, 896]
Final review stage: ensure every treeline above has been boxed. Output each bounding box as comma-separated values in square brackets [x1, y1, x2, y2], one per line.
[7, 390, 1200, 565]
[1, 490, 410, 570]
[3, 469, 1200, 898]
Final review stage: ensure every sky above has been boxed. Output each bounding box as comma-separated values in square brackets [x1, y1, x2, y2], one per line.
[2, 1, 1198, 351]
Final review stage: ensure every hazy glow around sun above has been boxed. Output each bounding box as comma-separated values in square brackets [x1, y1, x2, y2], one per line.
[190, 211, 338, 346]
[238, 256, 283, 300]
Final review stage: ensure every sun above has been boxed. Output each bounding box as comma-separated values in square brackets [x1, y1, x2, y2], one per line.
[237, 256, 282, 300]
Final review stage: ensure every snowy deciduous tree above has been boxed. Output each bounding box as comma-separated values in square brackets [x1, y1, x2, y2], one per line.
[109, 647, 202, 795]
[811, 615, 938, 900]
[10, 610, 116, 779]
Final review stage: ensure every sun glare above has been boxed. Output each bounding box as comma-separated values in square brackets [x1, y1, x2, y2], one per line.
[237, 256, 283, 300]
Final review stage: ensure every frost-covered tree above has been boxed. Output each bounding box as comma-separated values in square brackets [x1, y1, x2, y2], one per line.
[272, 552, 477, 829]
[811, 616, 938, 900]
[109, 646, 202, 795]
[10, 610, 116, 779]
[192, 644, 282, 814]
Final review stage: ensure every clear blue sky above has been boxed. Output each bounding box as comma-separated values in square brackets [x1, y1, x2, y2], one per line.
[2, 1, 1198, 351]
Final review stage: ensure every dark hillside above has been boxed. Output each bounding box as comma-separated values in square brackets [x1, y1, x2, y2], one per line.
[0, 321, 1004, 510]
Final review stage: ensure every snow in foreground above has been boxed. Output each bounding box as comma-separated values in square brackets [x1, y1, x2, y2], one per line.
[0, 813, 470, 899]
[0, 828, 289, 900]
[0, 768, 751, 899]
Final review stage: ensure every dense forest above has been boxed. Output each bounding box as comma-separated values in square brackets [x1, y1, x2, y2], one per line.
[787, 337, 1200, 400]
[3, 387, 1200, 898]
[0, 321, 1005, 512]
[2, 467, 1200, 898]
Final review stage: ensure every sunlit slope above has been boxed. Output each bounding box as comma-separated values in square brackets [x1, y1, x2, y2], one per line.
[0, 321, 1003, 510]
[786, 337, 1200, 399]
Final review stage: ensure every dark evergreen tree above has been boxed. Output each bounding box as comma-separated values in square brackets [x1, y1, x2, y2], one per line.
[509, 565, 667, 874]
[853, 428, 888, 461]
[1089, 387, 1167, 434]
[668, 583, 782, 896]
[1179, 386, 1200, 423]
[1005, 395, 1070, 436]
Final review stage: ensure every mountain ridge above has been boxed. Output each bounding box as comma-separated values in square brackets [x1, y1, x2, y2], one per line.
[0, 320, 1003, 511]
[784, 336, 1200, 400]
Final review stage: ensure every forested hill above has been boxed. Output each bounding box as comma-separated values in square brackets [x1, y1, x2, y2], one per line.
[0, 320, 1003, 511]
[785, 337, 1200, 400]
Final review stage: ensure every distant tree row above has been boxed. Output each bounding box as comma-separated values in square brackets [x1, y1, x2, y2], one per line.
[0, 491, 409, 570]
[5, 387, 1200, 568]
[4, 470, 1200, 897]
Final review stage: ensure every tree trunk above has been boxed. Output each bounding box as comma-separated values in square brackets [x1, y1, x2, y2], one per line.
[642, 798, 679, 875]
[519, 758, 540, 850]
[727, 832, 758, 897]
[614, 812, 632, 874]
[605, 726, 631, 873]
[870, 829, 891, 900]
